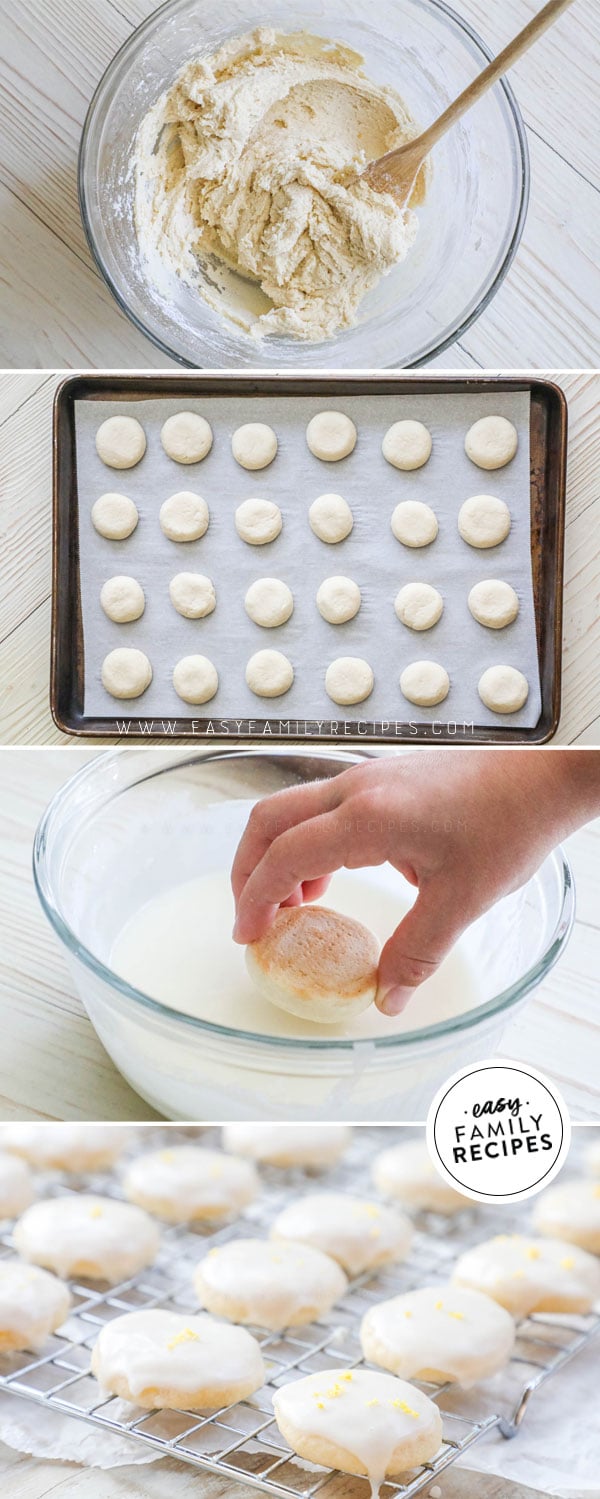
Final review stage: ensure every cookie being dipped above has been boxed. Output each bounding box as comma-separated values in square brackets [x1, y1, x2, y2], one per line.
[245, 904, 380, 1024]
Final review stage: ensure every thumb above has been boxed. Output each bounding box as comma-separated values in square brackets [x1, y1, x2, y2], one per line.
[375, 880, 466, 1017]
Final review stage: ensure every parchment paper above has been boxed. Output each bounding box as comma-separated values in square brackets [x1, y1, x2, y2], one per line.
[75, 390, 541, 731]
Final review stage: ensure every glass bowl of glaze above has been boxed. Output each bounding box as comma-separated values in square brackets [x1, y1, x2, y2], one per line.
[79, 0, 529, 369]
[34, 748, 573, 1122]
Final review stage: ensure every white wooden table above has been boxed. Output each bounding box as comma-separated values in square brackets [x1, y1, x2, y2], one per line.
[1, 370, 599, 746]
[1, 746, 599, 1122]
[0, 0, 599, 369]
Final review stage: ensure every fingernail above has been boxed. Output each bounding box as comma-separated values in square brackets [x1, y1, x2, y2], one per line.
[378, 986, 413, 1016]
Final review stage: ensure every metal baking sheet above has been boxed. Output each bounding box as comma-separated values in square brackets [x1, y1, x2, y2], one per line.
[74, 390, 541, 731]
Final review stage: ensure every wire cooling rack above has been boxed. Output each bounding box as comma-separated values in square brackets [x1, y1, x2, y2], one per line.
[0, 1127, 598, 1498]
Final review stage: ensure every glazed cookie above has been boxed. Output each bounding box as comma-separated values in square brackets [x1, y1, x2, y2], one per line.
[458, 495, 511, 549]
[309, 494, 354, 543]
[245, 578, 293, 627]
[0, 1152, 33, 1218]
[91, 1309, 265, 1410]
[391, 500, 438, 548]
[478, 665, 529, 714]
[372, 1140, 467, 1216]
[123, 1145, 259, 1224]
[100, 576, 145, 623]
[532, 1179, 600, 1254]
[246, 906, 380, 1024]
[222, 1124, 351, 1171]
[160, 492, 209, 542]
[232, 423, 278, 470]
[169, 573, 216, 619]
[325, 657, 374, 706]
[96, 417, 146, 470]
[272, 1191, 413, 1277]
[453, 1234, 600, 1317]
[273, 1368, 443, 1482]
[246, 649, 293, 697]
[0, 1124, 131, 1173]
[465, 416, 518, 470]
[400, 661, 449, 708]
[161, 412, 213, 464]
[101, 648, 152, 699]
[468, 580, 519, 629]
[194, 1237, 348, 1330]
[306, 412, 357, 462]
[173, 655, 219, 705]
[395, 583, 443, 632]
[360, 1284, 515, 1387]
[13, 1195, 160, 1284]
[0, 1261, 71, 1352]
[317, 577, 361, 624]
[236, 498, 282, 545]
[91, 492, 139, 540]
[383, 420, 432, 471]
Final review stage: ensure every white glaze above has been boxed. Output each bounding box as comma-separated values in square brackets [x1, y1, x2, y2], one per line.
[0, 1260, 71, 1348]
[194, 1236, 348, 1329]
[361, 1284, 515, 1386]
[92, 1309, 264, 1403]
[532, 1178, 600, 1253]
[372, 1141, 467, 1215]
[123, 1146, 259, 1222]
[13, 1195, 160, 1283]
[222, 1124, 351, 1169]
[0, 1124, 131, 1172]
[0, 1151, 33, 1217]
[453, 1234, 600, 1317]
[271, 1192, 412, 1276]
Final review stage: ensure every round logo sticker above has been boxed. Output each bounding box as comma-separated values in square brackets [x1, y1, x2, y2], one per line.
[426, 1059, 571, 1204]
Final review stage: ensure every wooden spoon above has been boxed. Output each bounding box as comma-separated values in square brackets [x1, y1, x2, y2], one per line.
[363, 0, 578, 206]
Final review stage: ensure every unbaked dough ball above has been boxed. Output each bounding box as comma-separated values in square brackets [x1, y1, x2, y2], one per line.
[96, 416, 146, 470]
[101, 648, 152, 699]
[173, 655, 218, 705]
[309, 493, 354, 543]
[395, 582, 443, 631]
[382, 420, 432, 471]
[325, 657, 373, 706]
[468, 579, 519, 628]
[246, 650, 294, 698]
[458, 495, 511, 549]
[306, 411, 357, 461]
[235, 498, 282, 545]
[400, 661, 449, 708]
[232, 423, 277, 470]
[100, 575, 145, 623]
[91, 492, 139, 541]
[169, 573, 216, 619]
[245, 578, 293, 628]
[465, 415, 518, 470]
[478, 665, 528, 713]
[160, 491, 209, 542]
[391, 500, 438, 548]
[317, 577, 361, 624]
[161, 412, 213, 464]
[246, 906, 380, 1024]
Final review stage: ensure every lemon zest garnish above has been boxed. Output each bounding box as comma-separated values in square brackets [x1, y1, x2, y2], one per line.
[89, 1206, 103, 1219]
[448, 1310, 465, 1320]
[159, 1150, 174, 1163]
[167, 1328, 200, 1351]
[434, 1300, 443, 1311]
[366, 1398, 380, 1407]
[391, 1400, 419, 1418]
[341, 1373, 353, 1381]
[525, 1247, 540, 1261]
[404, 1310, 413, 1319]
[316, 1402, 325, 1410]
[560, 1257, 574, 1270]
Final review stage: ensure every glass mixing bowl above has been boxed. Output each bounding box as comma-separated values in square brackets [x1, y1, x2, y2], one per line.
[34, 748, 573, 1121]
[79, 0, 529, 369]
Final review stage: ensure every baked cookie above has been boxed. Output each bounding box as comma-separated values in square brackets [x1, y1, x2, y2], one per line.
[123, 1146, 259, 1224]
[13, 1195, 160, 1284]
[222, 1124, 351, 1171]
[271, 1192, 412, 1277]
[91, 1309, 265, 1409]
[585, 1137, 600, 1177]
[532, 1178, 600, 1254]
[453, 1234, 600, 1317]
[360, 1284, 515, 1387]
[0, 1124, 131, 1174]
[273, 1368, 442, 1482]
[245, 905, 379, 1024]
[194, 1237, 348, 1330]
[0, 1260, 71, 1352]
[372, 1140, 467, 1216]
[0, 1151, 33, 1218]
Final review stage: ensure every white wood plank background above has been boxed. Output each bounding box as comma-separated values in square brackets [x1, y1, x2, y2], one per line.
[1, 369, 598, 746]
[0, 0, 598, 368]
[0, 746, 598, 1122]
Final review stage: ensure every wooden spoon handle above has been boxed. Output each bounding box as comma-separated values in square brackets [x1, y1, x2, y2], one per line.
[417, 0, 578, 156]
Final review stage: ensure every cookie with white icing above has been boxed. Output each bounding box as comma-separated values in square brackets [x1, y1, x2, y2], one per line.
[453, 1234, 600, 1317]
[0, 1260, 71, 1352]
[372, 1141, 467, 1216]
[13, 1195, 160, 1284]
[361, 1284, 515, 1387]
[271, 1192, 412, 1277]
[585, 1138, 600, 1177]
[0, 1151, 33, 1218]
[123, 1146, 259, 1223]
[91, 1309, 265, 1409]
[222, 1124, 351, 1171]
[273, 1368, 442, 1483]
[532, 1178, 600, 1254]
[194, 1237, 348, 1330]
[0, 1124, 131, 1174]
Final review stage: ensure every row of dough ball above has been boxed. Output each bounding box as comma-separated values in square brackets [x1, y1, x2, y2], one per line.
[99, 572, 521, 632]
[100, 647, 530, 712]
[92, 491, 515, 551]
[96, 412, 518, 473]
